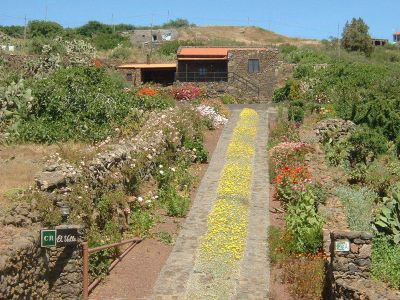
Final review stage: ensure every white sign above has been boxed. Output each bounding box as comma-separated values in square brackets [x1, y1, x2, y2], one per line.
[335, 239, 350, 252]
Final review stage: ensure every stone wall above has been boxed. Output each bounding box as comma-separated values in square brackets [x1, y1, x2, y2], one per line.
[0, 108, 201, 299]
[227, 48, 279, 99]
[324, 230, 400, 300]
[0, 225, 84, 300]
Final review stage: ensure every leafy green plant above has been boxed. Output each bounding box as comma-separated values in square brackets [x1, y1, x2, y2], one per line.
[285, 188, 323, 254]
[272, 83, 290, 103]
[371, 236, 400, 289]
[287, 99, 305, 124]
[183, 138, 208, 163]
[12, 66, 137, 143]
[336, 186, 377, 231]
[92, 32, 130, 50]
[347, 125, 388, 166]
[158, 184, 190, 217]
[156, 232, 174, 245]
[130, 209, 154, 237]
[373, 190, 400, 244]
[365, 155, 400, 197]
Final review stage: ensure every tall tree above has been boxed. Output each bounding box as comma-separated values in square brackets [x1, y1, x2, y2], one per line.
[341, 18, 373, 56]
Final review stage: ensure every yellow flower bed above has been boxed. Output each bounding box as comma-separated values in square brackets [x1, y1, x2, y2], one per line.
[203, 108, 258, 261]
[217, 162, 252, 199]
[190, 108, 258, 297]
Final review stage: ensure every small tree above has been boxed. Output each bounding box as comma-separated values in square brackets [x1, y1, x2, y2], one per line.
[341, 18, 373, 56]
[28, 20, 63, 38]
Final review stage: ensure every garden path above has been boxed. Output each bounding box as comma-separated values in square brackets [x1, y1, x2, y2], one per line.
[151, 105, 271, 299]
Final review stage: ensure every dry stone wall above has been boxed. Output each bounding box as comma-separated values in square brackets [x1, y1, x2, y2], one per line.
[0, 225, 84, 300]
[325, 231, 400, 300]
[0, 107, 201, 299]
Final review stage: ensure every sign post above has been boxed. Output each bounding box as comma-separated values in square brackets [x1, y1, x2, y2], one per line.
[40, 227, 79, 248]
[41, 229, 57, 247]
[335, 239, 351, 252]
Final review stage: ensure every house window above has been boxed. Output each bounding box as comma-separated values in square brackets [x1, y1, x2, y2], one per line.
[199, 67, 207, 76]
[127, 73, 133, 81]
[248, 59, 260, 73]
[152, 34, 158, 42]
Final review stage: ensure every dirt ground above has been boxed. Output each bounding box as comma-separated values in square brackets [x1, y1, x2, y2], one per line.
[177, 26, 320, 46]
[89, 126, 223, 300]
[0, 144, 57, 211]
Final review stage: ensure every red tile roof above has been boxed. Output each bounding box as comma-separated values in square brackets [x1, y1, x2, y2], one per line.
[178, 48, 229, 60]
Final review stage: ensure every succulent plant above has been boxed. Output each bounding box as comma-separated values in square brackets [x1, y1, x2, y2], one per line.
[373, 190, 400, 244]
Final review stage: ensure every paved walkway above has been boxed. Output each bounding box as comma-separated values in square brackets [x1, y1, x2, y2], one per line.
[151, 105, 271, 300]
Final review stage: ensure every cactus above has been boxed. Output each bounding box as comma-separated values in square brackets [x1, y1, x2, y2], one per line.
[0, 79, 35, 131]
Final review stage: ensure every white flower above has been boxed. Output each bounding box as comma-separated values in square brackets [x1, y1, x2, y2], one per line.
[138, 196, 143, 203]
[159, 170, 164, 175]
[170, 167, 176, 172]
[145, 199, 152, 205]
[159, 164, 163, 168]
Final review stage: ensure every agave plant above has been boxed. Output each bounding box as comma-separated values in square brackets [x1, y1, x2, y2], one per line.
[373, 190, 400, 244]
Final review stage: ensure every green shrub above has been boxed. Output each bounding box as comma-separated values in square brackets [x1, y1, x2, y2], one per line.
[347, 125, 388, 166]
[13, 66, 135, 143]
[28, 20, 63, 38]
[288, 80, 302, 101]
[158, 40, 203, 56]
[371, 236, 400, 289]
[130, 209, 154, 237]
[183, 138, 208, 163]
[366, 155, 400, 197]
[92, 32, 130, 50]
[285, 188, 323, 254]
[335, 186, 377, 231]
[134, 93, 175, 111]
[109, 46, 132, 60]
[272, 83, 290, 103]
[158, 184, 190, 217]
[268, 118, 300, 149]
[288, 104, 304, 123]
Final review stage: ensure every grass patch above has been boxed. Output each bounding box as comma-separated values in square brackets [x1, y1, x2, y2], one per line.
[371, 236, 400, 289]
[335, 186, 377, 231]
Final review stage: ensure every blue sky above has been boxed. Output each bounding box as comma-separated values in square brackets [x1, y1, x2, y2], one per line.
[1, 0, 398, 40]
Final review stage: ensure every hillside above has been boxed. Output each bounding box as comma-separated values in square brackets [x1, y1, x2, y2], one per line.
[177, 26, 319, 46]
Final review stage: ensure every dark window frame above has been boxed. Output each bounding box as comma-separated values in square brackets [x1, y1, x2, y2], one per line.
[199, 66, 207, 76]
[127, 73, 133, 81]
[248, 59, 260, 73]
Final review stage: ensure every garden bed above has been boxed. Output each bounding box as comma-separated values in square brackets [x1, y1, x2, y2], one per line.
[88, 126, 223, 299]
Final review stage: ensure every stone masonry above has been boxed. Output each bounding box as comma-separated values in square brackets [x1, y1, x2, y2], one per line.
[0, 225, 84, 300]
[325, 230, 400, 300]
[228, 48, 279, 99]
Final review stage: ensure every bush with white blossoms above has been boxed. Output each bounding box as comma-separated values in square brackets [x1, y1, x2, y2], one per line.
[196, 105, 228, 127]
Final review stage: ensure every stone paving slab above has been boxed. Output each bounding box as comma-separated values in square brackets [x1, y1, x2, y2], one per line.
[150, 110, 241, 300]
[150, 105, 270, 300]
[235, 109, 270, 300]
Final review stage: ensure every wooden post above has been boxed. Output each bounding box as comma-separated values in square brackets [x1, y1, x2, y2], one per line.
[82, 242, 89, 300]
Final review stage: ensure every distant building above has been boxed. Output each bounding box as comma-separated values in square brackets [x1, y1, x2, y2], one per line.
[371, 38, 388, 47]
[393, 32, 400, 43]
[130, 29, 178, 48]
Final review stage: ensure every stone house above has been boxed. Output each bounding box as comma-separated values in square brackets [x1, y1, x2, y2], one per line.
[176, 47, 279, 98]
[130, 29, 178, 48]
[117, 46, 279, 98]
